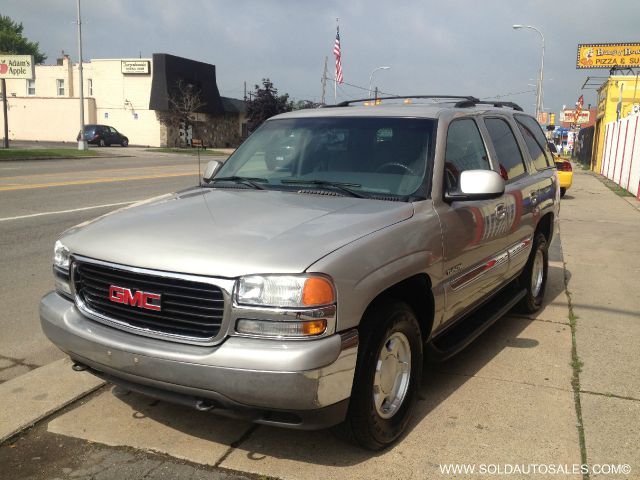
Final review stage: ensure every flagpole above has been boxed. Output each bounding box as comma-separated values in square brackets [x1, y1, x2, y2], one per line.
[334, 17, 339, 104]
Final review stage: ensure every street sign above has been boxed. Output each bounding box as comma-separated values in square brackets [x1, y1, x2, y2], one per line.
[121, 61, 150, 74]
[561, 109, 591, 124]
[0, 55, 35, 79]
[577, 43, 640, 69]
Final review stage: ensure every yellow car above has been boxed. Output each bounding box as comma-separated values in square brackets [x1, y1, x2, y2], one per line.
[548, 144, 573, 197]
[555, 158, 573, 197]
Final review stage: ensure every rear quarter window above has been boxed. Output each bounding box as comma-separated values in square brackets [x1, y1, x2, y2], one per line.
[484, 117, 527, 181]
[515, 114, 553, 170]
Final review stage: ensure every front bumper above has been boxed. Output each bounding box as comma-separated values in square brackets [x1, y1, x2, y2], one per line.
[40, 291, 358, 429]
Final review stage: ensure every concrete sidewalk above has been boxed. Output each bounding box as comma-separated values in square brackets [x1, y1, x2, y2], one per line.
[559, 169, 640, 476]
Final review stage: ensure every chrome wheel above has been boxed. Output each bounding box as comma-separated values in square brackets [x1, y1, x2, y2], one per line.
[531, 249, 544, 297]
[373, 331, 411, 419]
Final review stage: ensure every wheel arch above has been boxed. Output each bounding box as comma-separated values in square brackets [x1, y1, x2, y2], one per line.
[361, 273, 435, 343]
[536, 212, 554, 243]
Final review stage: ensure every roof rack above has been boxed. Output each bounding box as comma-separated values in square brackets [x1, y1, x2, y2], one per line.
[454, 99, 524, 111]
[334, 95, 480, 107]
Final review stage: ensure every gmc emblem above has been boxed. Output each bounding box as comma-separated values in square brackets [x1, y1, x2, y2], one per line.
[109, 285, 162, 311]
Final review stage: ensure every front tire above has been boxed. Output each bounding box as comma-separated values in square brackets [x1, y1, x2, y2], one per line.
[341, 299, 423, 450]
[516, 232, 549, 313]
[122, 138, 129, 147]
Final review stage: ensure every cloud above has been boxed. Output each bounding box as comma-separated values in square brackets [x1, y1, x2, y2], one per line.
[3, 0, 640, 113]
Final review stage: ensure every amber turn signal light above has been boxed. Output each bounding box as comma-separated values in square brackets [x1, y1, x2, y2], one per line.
[302, 277, 335, 306]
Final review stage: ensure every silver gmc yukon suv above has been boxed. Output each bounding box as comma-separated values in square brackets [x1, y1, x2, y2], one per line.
[41, 95, 560, 450]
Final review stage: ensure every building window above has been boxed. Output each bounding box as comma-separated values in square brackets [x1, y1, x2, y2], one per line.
[56, 79, 65, 96]
[26, 79, 36, 96]
[88, 78, 93, 96]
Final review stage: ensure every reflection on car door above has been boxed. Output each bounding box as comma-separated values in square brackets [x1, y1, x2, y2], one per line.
[483, 116, 546, 280]
[434, 117, 510, 323]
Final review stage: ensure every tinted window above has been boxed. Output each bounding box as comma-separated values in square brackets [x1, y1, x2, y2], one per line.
[485, 118, 526, 180]
[444, 119, 490, 191]
[515, 115, 552, 170]
[216, 117, 435, 198]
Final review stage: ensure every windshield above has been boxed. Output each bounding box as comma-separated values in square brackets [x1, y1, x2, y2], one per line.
[215, 117, 435, 199]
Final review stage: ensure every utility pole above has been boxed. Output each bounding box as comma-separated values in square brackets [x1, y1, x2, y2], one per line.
[374, 87, 379, 103]
[76, 0, 87, 150]
[243, 81, 247, 102]
[1, 79, 8, 148]
[320, 56, 328, 105]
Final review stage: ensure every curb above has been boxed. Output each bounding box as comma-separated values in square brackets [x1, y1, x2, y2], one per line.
[0, 358, 105, 444]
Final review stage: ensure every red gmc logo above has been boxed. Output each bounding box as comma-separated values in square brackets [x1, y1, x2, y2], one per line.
[109, 285, 162, 311]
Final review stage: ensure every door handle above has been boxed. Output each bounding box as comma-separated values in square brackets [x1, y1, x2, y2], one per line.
[530, 191, 539, 204]
[495, 204, 507, 219]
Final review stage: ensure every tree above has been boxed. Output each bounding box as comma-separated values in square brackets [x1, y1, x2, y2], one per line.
[246, 78, 293, 130]
[293, 99, 322, 110]
[157, 80, 206, 147]
[0, 16, 46, 63]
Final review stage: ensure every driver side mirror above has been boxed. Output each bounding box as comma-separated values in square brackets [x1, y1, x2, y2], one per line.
[444, 169, 505, 202]
[202, 160, 222, 182]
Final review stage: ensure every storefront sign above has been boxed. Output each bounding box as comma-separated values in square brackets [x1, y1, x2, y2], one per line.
[577, 43, 640, 69]
[0, 55, 35, 79]
[561, 109, 591, 124]
[121, 61, 150, 74]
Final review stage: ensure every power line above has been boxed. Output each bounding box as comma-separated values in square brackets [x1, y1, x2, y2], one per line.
[483, 89, 536, 100]
[325, 75, 398, 98]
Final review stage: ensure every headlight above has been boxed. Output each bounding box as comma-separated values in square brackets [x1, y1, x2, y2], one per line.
[53, 240, 72, 298]
[53, 240, 70, 270]
[236, 274, 335, 308]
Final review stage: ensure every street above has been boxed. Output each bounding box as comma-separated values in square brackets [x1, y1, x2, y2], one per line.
[0, 148, 205, 382]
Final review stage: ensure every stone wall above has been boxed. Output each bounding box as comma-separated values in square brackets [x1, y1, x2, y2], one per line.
[193, 113, 241, 148]
[158, 112, 241, 148]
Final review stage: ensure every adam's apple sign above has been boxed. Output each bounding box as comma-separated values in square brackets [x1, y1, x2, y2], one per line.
[0, 55, 35, 79]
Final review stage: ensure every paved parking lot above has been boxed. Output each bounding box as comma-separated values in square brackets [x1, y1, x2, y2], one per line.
[1, 158, 638, 479]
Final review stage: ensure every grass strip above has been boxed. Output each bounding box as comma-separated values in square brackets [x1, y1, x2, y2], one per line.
[0, 149, 100, 160]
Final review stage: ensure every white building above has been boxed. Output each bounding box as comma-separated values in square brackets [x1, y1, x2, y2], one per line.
[0, 53, 245, 147]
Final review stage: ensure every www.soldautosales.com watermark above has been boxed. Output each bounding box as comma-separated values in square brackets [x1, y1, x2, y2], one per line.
[439, 463, 632, 476]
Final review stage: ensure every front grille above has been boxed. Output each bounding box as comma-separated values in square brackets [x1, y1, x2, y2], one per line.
[73, 260, 225, 342]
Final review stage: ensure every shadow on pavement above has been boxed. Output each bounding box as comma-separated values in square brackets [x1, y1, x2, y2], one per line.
[109, 261, 568, 468]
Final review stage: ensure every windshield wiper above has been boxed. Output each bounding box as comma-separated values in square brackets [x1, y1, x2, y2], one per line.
[281, 179, 366, 198]
[207, 176, 267, 190]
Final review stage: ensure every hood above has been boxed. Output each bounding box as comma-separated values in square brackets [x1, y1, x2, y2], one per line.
[62, 188, 414, 278]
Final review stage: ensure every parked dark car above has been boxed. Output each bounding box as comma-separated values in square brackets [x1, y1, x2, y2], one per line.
[77, 125, 129, 147]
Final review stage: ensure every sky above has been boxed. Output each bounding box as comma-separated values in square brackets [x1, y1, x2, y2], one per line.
[3, 0, 639, 116]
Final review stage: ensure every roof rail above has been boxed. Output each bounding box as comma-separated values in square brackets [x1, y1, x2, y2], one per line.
[333, 95, 480, 107]
[454, 99, 524, 111]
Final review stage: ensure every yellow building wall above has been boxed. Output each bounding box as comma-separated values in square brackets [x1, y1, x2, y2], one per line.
[592, 76, 640, 172]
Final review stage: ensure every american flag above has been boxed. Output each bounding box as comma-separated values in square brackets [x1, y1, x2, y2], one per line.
[333, 26, 343, 84]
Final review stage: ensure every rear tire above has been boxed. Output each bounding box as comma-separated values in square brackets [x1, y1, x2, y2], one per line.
[516, 232, 549, 313]
[339, 299, 423, 450]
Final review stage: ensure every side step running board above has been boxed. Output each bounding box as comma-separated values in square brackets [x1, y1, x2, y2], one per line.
[427, 288, 527, 362]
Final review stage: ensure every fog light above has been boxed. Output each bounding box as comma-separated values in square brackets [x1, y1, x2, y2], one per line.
[236, 319, 327, 337]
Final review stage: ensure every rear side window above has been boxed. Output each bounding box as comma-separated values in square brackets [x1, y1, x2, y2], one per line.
[484, 118, 526, 181]
[444, 118, 490, 191]
[515, 115, 552, 170]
